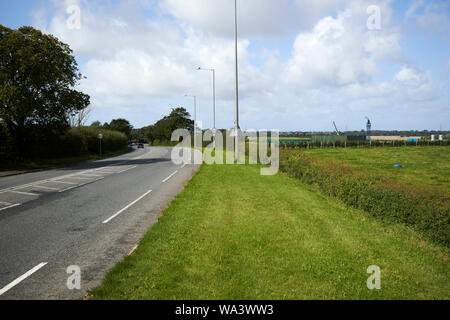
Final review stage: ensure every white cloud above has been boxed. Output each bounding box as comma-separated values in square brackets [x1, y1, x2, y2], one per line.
[28, 0, 447, 130]
[406, 0, 450, 36]
[394, 66, 436, 101]
[283, 2, 400, 89]
[160, 0, 347, 39]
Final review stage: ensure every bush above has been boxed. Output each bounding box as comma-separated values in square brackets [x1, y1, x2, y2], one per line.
[60, 127, 128, 156]
[280, 150, 450, 247]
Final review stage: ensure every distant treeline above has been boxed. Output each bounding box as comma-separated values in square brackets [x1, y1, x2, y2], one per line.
[281, 130, 450, 138]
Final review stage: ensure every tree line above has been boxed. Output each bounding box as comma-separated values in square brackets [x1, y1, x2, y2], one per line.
[0, 25, 129, 165]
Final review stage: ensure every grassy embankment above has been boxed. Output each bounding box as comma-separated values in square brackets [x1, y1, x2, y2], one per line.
[89, 156, 449, 299]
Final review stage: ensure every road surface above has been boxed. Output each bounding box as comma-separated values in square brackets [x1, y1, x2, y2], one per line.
[0, 146, 199, 299]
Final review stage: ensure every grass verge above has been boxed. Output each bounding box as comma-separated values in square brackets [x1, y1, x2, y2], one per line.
[89, 163, 449, 299]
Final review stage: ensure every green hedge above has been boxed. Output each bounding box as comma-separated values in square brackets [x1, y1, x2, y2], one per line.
[280, 150, 450, 247]
[60, 127, 128, 156]
[0, 126, 128, 164]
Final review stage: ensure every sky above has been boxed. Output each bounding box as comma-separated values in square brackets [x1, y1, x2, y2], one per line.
[1, 0, 449, 131]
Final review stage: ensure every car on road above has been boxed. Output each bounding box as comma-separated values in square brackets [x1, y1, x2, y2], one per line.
[137, 143, 144, 149]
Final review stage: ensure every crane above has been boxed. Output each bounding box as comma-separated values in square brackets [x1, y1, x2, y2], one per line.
[333, 121, 340, 136]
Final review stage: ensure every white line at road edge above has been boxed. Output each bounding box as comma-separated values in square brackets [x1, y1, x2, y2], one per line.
[0, 262, 48, 296]
[162, 171, 178, 183]
[0, 203, 21, 212]
[102, 189, 153, 224]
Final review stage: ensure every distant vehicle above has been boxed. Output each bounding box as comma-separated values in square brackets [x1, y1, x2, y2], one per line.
[137, 143, 144, 149]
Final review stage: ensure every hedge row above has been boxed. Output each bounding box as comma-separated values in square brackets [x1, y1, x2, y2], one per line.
[59, 127, 128, 156]
[0, 126, 128, 163]
[279, 150, 450, 247]
[281, 140, 450, 149]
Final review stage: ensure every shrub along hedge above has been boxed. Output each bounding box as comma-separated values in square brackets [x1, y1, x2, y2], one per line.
[280, 150, 450, 247]
[59, 127, 128, 157]
[0, 126, 128, 165]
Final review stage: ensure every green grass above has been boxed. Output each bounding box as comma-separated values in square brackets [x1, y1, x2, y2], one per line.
[89, 163, 449, 300]
[300, 146, 450, 194]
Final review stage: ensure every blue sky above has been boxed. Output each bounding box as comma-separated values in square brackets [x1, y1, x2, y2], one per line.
[1, 0, 449, 131]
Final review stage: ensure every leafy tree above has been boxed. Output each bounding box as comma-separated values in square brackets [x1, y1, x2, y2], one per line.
[0, 25, 90, 155]
[90, 121, 102, 128]
[108, 118, 133, 139]
[149, 107, 193, 143]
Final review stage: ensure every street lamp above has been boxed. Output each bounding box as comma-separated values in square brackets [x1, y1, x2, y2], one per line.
[184, 94, 196, 134]
[197, 67, 216, 130]
[234, 0, 240, 162]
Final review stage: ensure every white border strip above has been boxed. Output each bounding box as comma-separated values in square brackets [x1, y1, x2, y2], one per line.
[162, 171, 178, 183]
[0, 203, 21, 212]
[0, 262, 47, 296]
[102, 189, 153, 224]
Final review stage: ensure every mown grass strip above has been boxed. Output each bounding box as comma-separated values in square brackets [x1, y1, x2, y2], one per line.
[90, 164, 449, 300]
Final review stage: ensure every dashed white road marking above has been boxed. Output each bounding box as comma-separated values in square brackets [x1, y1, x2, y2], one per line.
[64, 176, 92, 180]
[102, 189, 153, 224]
[51, 180, 77, 185]
[29, 185, 59, 191]
[116, 166, 137, 174]
[132, 150, 152, 160]
[78, 173, 103, 177]
[0, 203, 21, 212]
[162, 171, 178, 183]
[58, 177, 104, 193]
[0, 262, 47, 296]
[8, 190, 39, 196]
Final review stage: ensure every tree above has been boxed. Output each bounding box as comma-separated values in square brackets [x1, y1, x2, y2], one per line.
[149, 107, 193, 143]
[108, 118, 133, 139]
[0, 25, 90, 155]
[69, 105, 92, 127]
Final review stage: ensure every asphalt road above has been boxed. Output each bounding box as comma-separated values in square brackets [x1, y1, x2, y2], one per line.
[0, 146, 199, 299]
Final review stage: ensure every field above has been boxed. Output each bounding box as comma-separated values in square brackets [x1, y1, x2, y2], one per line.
[280, 146, 450, 246]
[89, 162, 449, 300]
[299, 146, 450, 194]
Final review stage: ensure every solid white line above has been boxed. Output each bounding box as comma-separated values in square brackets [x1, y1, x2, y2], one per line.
[102, 189, 153, 224]
[8, 190, 39, 196]
[181, 164, 187, 169]
[0, 262, 47, 296]
[162, 171, 178, 183]
[0, 204, 20, 212]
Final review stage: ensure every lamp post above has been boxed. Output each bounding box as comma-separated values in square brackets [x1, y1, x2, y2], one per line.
[184, 94, 197, 135]
[234, 0, 240, 162]
[197, 67, 216, 130]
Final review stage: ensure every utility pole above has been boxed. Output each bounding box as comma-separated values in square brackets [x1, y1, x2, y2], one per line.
[234, 0, 240, 162]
